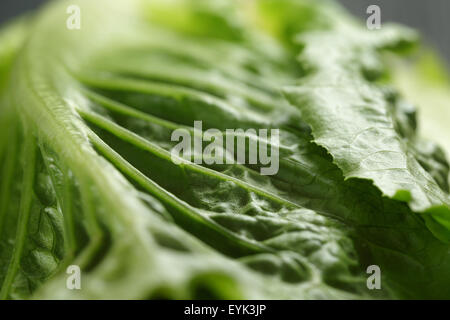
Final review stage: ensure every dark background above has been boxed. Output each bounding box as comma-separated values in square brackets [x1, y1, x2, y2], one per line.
[1, 0, 449, 64]
[339, 0, 450, 65]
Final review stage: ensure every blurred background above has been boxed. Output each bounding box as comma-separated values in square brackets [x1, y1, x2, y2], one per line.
[339, 0, 450, 66]
[1, 0, 449, 64]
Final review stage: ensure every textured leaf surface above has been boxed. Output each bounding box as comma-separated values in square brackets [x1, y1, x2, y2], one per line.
[0, 0, 449, 300]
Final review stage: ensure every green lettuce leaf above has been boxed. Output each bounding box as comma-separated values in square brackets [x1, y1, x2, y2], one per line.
[0, 0, 449, 300]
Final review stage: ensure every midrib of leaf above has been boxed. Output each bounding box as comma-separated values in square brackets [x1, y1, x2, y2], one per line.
[14, 8, 158, 234]
[0, 132, 36, 299]
[13, 39, 164, 293]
